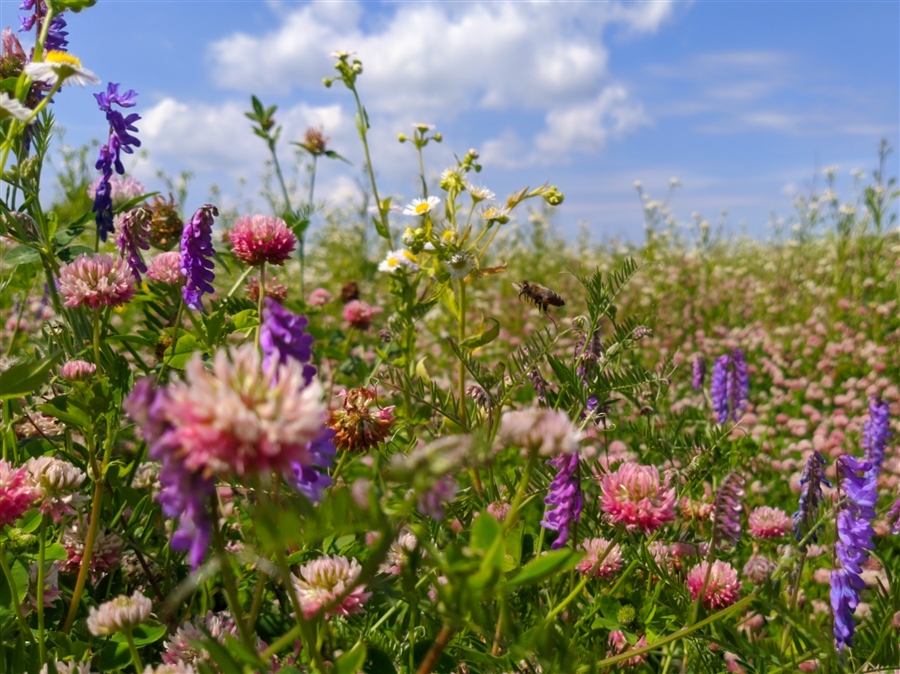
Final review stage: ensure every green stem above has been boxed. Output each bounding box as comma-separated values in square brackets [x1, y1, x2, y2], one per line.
[0, 539, 32, 639]
[546, 529, 623, 622]
[331, 449, 350, 483]
[124, 629, 144, 673]
[156, 298, 185, 385]
[503, 450, 537, 533]
[593, 594, 755, 669]
[37, 515, 47, 666]
[457, 277, 467, 423]
[92, 309, 102, 367]
[417, 144, 428, 199]
[63, 435, 105, 632]
[211, 510, 255, 653]
[256, 262, 266, 351]
[350, 86, 392, 246]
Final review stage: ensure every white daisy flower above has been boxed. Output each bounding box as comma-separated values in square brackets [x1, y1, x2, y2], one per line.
[378, 249, 419, 273]
[481, 206, 510, 224]
[443, 252, 475, 279]
[402, 196, 441, 217]
[24, 51, 100, 87]
[467, 184, 495, 202]
[412, 123, 435, 132]
[331, 50, 357, 59]
[0, 92, 31, 122]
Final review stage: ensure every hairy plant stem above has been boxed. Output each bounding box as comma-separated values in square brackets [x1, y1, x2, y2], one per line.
[63, 426, 112, 632]
[92, 309, 102, 367]
[124, 628, 143, 673]
[256, 262, 266, 351]
[503, 450, 538, 533]
[37, 514, 48, 666]
[349, 86, 392, 246]
[156, 298, 184, 385]
[0, 539, 32, 639]
[211, 511, 255, 653]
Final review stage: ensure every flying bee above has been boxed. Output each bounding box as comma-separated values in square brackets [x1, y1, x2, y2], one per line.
[513, 280, 565, 314]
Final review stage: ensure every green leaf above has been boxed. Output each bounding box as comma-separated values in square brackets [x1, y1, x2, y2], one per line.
[2, 245, 40, 267]
[48, 0, 97, 12]
[97, 640, 132, 671]
[231, 309, 257, 332]
[460, 317, 500, 350]
[336, 643, 367, 674]
[45, 543, 68, 561]
[110, 623, 168, 646]
[39, 396, 91, 428]
[0, 351, 63, 399]
[506, 549, 580, 589]
[363, 646, 397, 674]
[163, 334, 203, 370]
[56, 245, 95, 264]
[471, 512, 502, 552]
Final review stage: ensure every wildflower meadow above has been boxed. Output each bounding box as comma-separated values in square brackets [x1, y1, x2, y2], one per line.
[2, 3, 900, 674]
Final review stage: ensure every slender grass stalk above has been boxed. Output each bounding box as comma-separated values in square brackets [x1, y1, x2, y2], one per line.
[503, 450, 538, 533]
[349, 86, 392, 247]
[210, 503, 255, 653]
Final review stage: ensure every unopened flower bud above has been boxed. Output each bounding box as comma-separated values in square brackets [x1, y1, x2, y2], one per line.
[397, 133, 408, 143]
[543, 185, 564, 206]
[433, 133, 442, 142]
[323, 78, 333, 88]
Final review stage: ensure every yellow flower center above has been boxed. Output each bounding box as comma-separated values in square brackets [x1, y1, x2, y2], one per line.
[401, 250, 417, 262]
[414, 202, 431, 215]
[45, 51, 83, 68]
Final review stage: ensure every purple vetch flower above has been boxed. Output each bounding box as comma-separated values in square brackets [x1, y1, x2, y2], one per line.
[692, 356, 706, 391]
[831, 455, 877, 652]
[124, 379, 215, 569]
[417, 475, 458, 521]
[260, 297, 315, 383]
[290, 427, 335, 503]
[116, 207, 151, 281]
[728, 348, 749, 419]
[793, 450, 830, 545]
[862, 396, 891, 480]
[180, 205, 218, 310]
[541, 452, 583, 549]
[888, 490, 900, 535]
[712, 473, 745, 548]
[19, 1, 68, 52]
[92, 83, 141, 241]
[710, 350, 750, 422]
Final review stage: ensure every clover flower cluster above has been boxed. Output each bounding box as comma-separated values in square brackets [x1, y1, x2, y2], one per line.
[126, 302, 331, 568]
[93, 83, 141, 241]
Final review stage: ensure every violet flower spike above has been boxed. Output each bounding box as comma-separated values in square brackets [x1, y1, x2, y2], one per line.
[712, 473, 745, 548]
[728, 348, 749, 419]
[692, 356, 706, 391]
[541, 452, 583, 549]
[831, 455, 877, 652]
[180, 205, 218, 311]
[260, 297, 316, 383]
[792, 450, 830, 545]
[710, 354, 730, 423]
[92, 83, 141, 241]
[862, 396, 891, 480]
[116, 207, 151, 282]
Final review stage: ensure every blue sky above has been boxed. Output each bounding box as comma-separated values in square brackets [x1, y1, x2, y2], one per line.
[3, 0, 898, 240]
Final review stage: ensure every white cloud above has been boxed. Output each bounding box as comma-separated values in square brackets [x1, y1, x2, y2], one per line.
[208, 1, 676, 119]
[536, 86, 650, 156]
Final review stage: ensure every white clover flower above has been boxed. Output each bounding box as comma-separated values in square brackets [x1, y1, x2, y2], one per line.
[378, 249, 419, 273]
[87, 591, 152, 636]
[467, 184, 495, 202]
[442, 252, 475, 279]
[0, 92, 31, 121]
[24, 51, 100, 87]
[402, 196, 441, 217]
